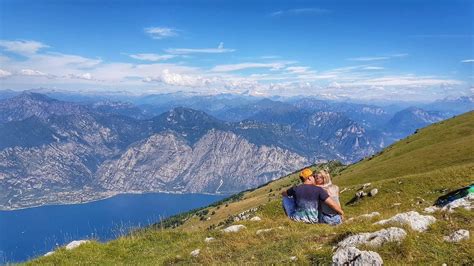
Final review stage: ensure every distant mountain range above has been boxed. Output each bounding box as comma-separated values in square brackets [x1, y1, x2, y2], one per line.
[0, 91, 472, 209]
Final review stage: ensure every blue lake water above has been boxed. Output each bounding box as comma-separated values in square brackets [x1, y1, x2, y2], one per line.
[0, 193, 225, 263]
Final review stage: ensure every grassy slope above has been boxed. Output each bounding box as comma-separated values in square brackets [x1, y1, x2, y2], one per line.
[27, 112, 474, 265]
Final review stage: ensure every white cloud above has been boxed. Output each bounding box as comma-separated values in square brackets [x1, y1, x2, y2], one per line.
[129, 53, 176, 61]
[270, 8, 330, 17]
[211, 62, 286, 72]
[337, 75, 463, 87]
[143, 69, 216, 87]
[461, 59, 474, 63]
[166, 42, 235, 54]
[286, 66, 311, 74]
[0, 39, 466, 102]
[68, 73, 93, 80]
[0, 69, 12, 78]
[362, 66, 385, 70]
[0, 40, 49, 55]
[348, 56, 390, 61]
[25, 52, 102, 70]
[144, 27, 179, 39]
[348, 53, 408, 62]
[391, 53, 409, 58]
[259, 55, 280, 59]
[19, 69, 48, 76]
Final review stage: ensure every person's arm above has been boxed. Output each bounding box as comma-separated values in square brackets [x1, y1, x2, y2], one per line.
[324, 197, 344, 216]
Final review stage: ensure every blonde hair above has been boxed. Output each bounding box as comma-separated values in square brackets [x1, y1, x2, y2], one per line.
[318, 170, 339, 197]
[318, 170, 332, 187]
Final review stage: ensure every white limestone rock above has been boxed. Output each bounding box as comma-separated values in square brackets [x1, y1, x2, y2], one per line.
[369, 188, 378, 197]
[204, 237, 215, 243]
[441, 194, 474, 212]
[337, 227, 407, 248]
[190, 249, 200, 257]
[44, 251, 55, 257]
[65, 240, 90, 250]
[423, 206, 440, 213]
[289, 256, 298, 262]
[375, 211, 436, 232]
[443, 229, 470, 243]
[250, 216, 262, 221]
[222, 224, 246, 233]
[333, 247, 383, 266]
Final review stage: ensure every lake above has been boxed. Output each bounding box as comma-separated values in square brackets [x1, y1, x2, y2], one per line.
[0, 193, 226, 263]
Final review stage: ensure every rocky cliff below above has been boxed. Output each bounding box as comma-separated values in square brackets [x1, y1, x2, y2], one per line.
[97, 130, 308, 194]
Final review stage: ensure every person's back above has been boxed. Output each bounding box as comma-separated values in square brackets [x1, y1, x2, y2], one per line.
[320, 185, 340, 214]
[287, 184, 330, 223]
[316, 172, 342, 225]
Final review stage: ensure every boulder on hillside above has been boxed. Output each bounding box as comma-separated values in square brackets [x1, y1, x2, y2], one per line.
[204, 237, 215, 243]
[425, 194, 473, 213]
[333, 247, 383, 266]
[337, 227, 406, 248]
[441, 194, 474, 212]
[44, 251, 55, 257]
[250, 216, 262, 221]
[375, 211, 436, 232]
[65, 240, 90, 250]
[222, 224, 246, 233]
[423, 206, 440, 213]
[443, 229, 470, 243]
[190, 249, 200, 257]
[369, 188, 378, 197]
[233, 208, 259, 221]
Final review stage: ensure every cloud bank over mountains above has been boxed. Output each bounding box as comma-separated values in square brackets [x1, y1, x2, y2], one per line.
[0, 38, 469, 101]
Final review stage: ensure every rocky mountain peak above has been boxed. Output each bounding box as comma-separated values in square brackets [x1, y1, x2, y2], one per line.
[13, 92, 57, 103]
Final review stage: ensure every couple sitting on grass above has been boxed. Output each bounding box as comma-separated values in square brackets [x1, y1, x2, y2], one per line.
[282, 168, 344, 225]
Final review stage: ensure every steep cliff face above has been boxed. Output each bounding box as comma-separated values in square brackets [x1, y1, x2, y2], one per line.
[96, 130, 308, 194]
[306, 112, 383, 162]
[0, 141, 101, 208]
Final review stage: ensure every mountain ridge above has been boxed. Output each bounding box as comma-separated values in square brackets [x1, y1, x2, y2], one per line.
[28, 110, 474, 265]
[1, 92, 470, 210]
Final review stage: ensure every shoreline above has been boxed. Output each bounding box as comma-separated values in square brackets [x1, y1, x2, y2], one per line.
[0, 190, 231, 212]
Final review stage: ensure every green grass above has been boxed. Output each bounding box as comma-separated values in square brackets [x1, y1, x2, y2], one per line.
[26, 112, 474, 265]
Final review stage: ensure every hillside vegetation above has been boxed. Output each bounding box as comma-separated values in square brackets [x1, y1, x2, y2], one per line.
[27, 112, 474, 265]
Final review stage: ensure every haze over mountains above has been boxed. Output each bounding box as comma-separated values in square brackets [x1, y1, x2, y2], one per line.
[0, 90, 472, 210]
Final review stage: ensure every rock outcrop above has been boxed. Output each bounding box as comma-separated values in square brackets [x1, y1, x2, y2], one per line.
[443, 229, 470, 243]
[333, 247, 383, 266]
[337, 227, 407, 248]
[65, 240, 90, 250]
[375, 211, 436, 232]
[190, 249, 200, 257]
[222, 224, 246, 233]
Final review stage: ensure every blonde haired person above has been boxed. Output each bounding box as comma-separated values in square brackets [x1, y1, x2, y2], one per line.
[314, 170, 343, 225]
[282, 168, 343, 224]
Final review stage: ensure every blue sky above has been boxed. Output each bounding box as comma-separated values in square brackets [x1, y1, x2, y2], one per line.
[0, 0, 472, 101]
